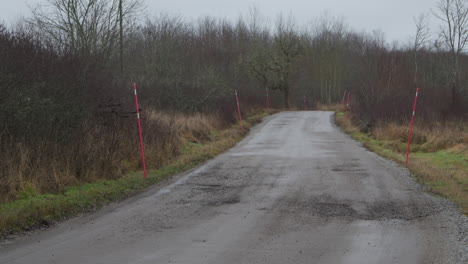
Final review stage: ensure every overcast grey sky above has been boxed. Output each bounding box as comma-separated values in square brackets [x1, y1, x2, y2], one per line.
[0, 0, 441, 44]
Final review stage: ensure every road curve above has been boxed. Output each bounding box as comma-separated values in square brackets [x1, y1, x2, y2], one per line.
[0, 111, 466, 264]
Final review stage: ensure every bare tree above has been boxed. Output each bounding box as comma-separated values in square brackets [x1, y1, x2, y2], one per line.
[271, 14, 302, 108]
[30, 0, 141, 62]
[412, 13, 430, 84]
[247, 46, 272, 95]
[313, 13, 348, 103]
[247, 14, 301, 109]
[247, 4, 269, 38]
[119, 0, 124, 75]
[433, 0, 468, 108]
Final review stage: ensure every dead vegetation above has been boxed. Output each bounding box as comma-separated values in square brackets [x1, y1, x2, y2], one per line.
[0, 111, 231, 204]
[335, 112, 468, 214]
[0, 109, 269, 236]
[371, 121, 468, 152]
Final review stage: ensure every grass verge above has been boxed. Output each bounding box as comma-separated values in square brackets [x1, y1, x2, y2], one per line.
[0, 110, 274, 238]
[335, 112, 468, 215]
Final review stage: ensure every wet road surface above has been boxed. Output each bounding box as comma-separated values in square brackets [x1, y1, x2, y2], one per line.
[0, 111, 466, 263]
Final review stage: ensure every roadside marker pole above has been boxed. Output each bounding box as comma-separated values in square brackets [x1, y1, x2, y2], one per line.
[345, 92, 351, 121]
[133, 83, 147, 179]
[266, 87, 270, 110]
[304, 96, 307, 111]
[405, 88, 420, 167]
[235, 89, 243, 129]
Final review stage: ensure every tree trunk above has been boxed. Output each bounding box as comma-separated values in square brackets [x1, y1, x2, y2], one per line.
[119, 0, 124, 75]
[284, 88, 290, 109]
[451, 65, 458, 111]
[452, 79, 457, 110]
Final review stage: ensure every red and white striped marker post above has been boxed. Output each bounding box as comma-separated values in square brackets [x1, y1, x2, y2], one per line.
[345, 92, 351, 121]
[266, 87, 270, 111]
[133, 83, 147, 179]
[405, 88, 420, 167]
[304, 96, 307, 111]
[235, 89, 243, 129]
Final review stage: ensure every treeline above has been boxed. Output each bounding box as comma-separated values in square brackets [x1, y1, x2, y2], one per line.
[0, 0, 467, 201]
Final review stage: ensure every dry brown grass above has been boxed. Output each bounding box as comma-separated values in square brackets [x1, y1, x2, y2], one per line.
[316, 103, 344, 112]
[148, 112, 223, 142]
[0, 110, 229, 204]
[372, 121, 468, 153]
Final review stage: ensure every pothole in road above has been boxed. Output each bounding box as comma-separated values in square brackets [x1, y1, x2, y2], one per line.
[274, 196, 441, 221]
[277, 200, 359, 218]
[331, 162, 364, 172]
[207, 197, 241, 206]
[363, 201, 442, 221]
[331, 168, 366, 172]
[310, 202, 358, 218]
[195, 184, 222, 189]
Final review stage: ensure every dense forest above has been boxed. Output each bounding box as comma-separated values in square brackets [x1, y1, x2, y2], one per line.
[0, 0, 467, 202]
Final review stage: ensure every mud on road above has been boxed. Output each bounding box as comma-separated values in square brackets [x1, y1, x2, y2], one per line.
[0, 111, 466, 263]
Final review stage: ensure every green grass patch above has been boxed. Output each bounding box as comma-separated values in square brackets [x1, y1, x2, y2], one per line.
[0, 162, 196, 236]
[413, 151, 468, 169]
[427, 181, 449, 188]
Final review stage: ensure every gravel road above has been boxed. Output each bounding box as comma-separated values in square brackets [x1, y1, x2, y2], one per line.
[0, 111, 466, 264]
